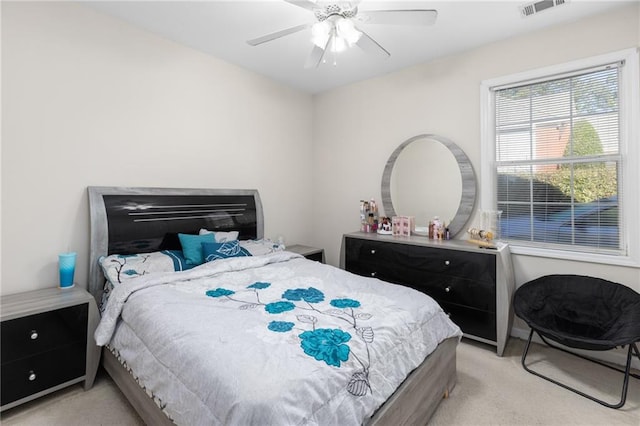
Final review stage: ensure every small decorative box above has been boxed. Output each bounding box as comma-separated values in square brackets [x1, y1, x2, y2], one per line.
[392, 216, 414, 237]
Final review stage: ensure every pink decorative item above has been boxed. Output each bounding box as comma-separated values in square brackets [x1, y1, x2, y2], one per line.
[392, 216, 414, 237]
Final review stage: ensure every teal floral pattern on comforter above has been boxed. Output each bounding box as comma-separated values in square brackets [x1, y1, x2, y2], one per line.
[206, 283, 375, 395]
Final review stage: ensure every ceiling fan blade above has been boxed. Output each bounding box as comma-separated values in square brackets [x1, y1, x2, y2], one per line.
[284, 0, 319, 11]
[355, 29, 390, 58]
[247, 23, 310, 46]
[358, 9, 438, 26]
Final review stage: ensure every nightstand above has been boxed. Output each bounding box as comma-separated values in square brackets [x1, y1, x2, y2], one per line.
[287, 244, 325, 263]
[0, 287, 101, 411]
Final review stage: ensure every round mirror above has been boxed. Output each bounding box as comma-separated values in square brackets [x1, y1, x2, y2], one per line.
[381, 134, 476, 238]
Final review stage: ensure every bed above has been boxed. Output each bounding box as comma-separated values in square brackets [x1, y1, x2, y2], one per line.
[88, 186, 462, 425]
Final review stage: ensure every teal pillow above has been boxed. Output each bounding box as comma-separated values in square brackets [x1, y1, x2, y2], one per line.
[202, 240, 251, 263]
[178, 233, 215, 265]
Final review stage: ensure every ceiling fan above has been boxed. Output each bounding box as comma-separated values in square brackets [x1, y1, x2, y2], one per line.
[247, 0, 437, 68]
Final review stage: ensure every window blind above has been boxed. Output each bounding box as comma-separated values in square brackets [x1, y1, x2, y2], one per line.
[494, 63, 623, 253]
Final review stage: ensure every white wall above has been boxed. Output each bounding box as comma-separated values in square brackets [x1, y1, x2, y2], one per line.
[312, 4, 640, 294]
[1, 2, 314, 295]
[2, 2, 639, 302]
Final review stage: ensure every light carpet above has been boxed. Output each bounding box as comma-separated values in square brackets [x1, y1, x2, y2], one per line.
[1, 338, 638, 425]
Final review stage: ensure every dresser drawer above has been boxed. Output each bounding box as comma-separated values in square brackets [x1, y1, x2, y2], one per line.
[345, 238, 496, 312]
[438, 300, 497, 342]
[1, 304, 88, 363]
[0, 342, 86, 406]
[351, 259, 496, 312]
[407, 274, 496, 312]
[346, 238, 496, 284]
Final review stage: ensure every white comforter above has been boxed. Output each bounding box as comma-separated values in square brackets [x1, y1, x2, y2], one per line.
[96, 252, 462, 425]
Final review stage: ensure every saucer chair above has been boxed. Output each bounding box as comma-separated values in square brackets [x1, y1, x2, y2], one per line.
[513, 274, 640, 408]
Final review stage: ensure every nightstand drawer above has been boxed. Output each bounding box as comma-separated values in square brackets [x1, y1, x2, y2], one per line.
[1, 304, 88, 363]
[286, 245, 325, 263]
[0, 342, 86, 406]
[304, 250, 324, 263]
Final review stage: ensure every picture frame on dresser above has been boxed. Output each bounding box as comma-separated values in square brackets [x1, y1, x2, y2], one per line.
[341, 231, 516, 356]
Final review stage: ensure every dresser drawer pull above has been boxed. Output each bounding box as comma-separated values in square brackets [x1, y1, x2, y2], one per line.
[444, 260, 450, 266]
[370, 272, 377, 277]
[30, 330, 39, 340]
[445, 286, 452, 293]
[28, 371, 37, 381]
[370, 249, 376, 254]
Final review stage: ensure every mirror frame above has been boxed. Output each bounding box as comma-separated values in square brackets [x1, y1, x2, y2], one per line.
[381, 134, 477, 238]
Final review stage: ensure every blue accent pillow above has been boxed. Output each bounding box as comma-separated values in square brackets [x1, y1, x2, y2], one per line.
[202, 240, 252, 263]
[162, 250, 197, 271]
[178, 233, 215, 265]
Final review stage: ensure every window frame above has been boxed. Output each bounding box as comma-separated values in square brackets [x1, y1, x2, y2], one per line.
[480, 48, 639, 267]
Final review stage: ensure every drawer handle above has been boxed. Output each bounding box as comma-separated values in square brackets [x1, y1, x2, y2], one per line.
[28, 371, 36, 381]
[370, 249, 376, 254]
[30, 330, 39, 340]
[444, 260, 450, 266]
[370, 272, 377, 277]
[445, 286, 452, 293]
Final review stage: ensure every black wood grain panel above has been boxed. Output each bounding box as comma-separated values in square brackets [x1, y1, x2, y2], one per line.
[103, 194, 258, 254]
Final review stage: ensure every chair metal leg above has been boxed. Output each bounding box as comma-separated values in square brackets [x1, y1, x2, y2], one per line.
[521, 329, 640, 409]
[536, 334, 640, 381]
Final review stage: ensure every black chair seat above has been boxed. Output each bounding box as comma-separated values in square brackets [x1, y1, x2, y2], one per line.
[514, 274, 640, 351]
[513, 274, 640, 408]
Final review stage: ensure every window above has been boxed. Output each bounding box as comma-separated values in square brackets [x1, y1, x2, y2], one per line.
[481, 49, 639, 265]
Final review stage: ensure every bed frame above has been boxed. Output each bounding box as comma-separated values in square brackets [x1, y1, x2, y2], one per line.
[88, 186, 458, 425]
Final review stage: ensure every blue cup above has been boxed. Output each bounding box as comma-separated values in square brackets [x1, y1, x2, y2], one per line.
[58, 252, 76, 288]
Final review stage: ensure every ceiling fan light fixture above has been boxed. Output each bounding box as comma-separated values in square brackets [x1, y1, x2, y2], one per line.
[335, 17, 361, 45]
[311, 20, 331, 48]
[311, 16, 361, 52]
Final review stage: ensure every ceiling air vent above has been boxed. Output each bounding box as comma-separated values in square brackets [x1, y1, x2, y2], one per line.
[520, 0, 568, 17]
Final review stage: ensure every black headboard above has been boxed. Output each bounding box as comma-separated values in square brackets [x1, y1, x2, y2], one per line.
[88, 187, 263, 304]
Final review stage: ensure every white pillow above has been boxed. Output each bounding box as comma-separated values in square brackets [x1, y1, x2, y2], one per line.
[239, 239, 285, 256]
[198, 228, 239, 242]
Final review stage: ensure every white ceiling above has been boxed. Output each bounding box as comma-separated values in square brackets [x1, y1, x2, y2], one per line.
[85, 0, 633, 94]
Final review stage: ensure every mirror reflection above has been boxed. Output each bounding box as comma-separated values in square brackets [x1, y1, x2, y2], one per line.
[390, 138, 462, 229]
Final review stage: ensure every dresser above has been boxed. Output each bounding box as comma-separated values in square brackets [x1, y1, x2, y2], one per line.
[1, 287, 101, 411]
[341, 232, 515, 356]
